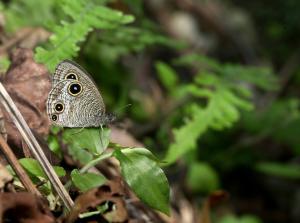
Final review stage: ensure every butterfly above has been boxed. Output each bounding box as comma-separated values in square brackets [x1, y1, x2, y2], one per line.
[46, 60, 115, 127]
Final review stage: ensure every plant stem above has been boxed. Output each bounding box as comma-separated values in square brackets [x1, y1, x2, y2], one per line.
[79, 151, 113, 174]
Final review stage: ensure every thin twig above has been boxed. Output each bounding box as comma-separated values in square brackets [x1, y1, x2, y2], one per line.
[0, 135, 41, 196]
[0, 83, 73, 211]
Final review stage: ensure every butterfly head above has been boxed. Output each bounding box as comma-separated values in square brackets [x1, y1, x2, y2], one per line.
[105, 113, 116, 124]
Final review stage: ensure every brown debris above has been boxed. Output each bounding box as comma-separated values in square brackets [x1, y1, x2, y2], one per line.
[65, 180, 128, 223]
[0, 27, 50, 56]
[0, 48, 51, 151]
[199, 190, 229, 223]
[110, 126, 143, 148]
[0, 162, 13, 190]
[0, 192, 55, 223]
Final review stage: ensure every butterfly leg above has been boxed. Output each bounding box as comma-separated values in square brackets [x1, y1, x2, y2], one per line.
[70, 127, 85, 135]
[99, 124, 104, 150]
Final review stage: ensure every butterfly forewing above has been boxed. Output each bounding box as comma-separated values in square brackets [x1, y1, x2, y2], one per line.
[47, 60, 108, 127]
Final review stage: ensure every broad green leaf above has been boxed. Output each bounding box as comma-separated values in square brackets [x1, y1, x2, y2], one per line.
[19, 158, 66, 178]
[71, 169, 106, 192]
[63, 128, 110, 155]
[122, 147, 160, 162]
[187, 162, 219, 193]
[114, 149, 170, 214]
[256, 162, 300, 179]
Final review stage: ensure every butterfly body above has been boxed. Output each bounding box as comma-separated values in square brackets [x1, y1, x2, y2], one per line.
[46, 60, 113, 127]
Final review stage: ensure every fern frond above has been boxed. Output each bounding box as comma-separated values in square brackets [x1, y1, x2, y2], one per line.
[164, 69, 255, 163]
[35, 0, 134, 71]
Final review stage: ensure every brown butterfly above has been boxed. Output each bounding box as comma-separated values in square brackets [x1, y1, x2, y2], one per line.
[46, 60, 115, 127]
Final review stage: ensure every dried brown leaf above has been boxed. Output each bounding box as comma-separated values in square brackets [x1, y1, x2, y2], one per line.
[66, 180, 128, 223]
[0, 48, 51, 150]
[0, 192, 55, 223]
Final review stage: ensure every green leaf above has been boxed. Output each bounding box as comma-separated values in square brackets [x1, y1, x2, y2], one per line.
[0, 56, 10, 74]
[113, 149, 170, 214]
[187, 162, 219, 193]
[63, 128, 110, 155]
[71, 169, 106, 192]
[256, 162, 300, 179]
[47, 135, 62, 158]
[122, 147, 161, 162]
[19, 158, 66, 179]
[155, 62, 178, 92]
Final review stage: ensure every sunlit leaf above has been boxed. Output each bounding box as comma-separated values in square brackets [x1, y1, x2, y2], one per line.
[19, 158, 66, 179]
[63, 128, 110, 155]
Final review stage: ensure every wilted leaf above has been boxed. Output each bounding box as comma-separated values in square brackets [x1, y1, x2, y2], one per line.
[66, 181, 128, 223]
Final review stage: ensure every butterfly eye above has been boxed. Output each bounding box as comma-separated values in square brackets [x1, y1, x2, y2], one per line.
[68, 83, 82, 96]
[65, 73, 78, 80]
[54, 103, 64, 113]
[51, 114, 58, 122]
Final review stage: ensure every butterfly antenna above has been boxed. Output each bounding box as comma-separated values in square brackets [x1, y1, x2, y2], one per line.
[112, 104, 132, 115]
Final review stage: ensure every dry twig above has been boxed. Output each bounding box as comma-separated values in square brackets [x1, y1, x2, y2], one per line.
[0, 83, 74, 211]
[0, 135, 40, 196]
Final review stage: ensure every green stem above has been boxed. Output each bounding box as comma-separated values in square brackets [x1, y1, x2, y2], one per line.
[79, 151, 113, 173]
[65, 148, 132, 190]
[64, 151, 113, 190]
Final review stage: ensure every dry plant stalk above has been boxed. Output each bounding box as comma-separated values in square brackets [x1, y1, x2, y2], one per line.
[0, 135, 41, 196]
[0, 82, 73, 211]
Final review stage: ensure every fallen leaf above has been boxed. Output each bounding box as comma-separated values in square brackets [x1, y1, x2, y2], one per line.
[0, 48, 51, 151]
[0, 192, 55, 223]
[66, 180, 128, 223]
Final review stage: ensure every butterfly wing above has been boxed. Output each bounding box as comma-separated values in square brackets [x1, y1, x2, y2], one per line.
[46, 79, 106, 127]
[53, 60, 102, 94]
